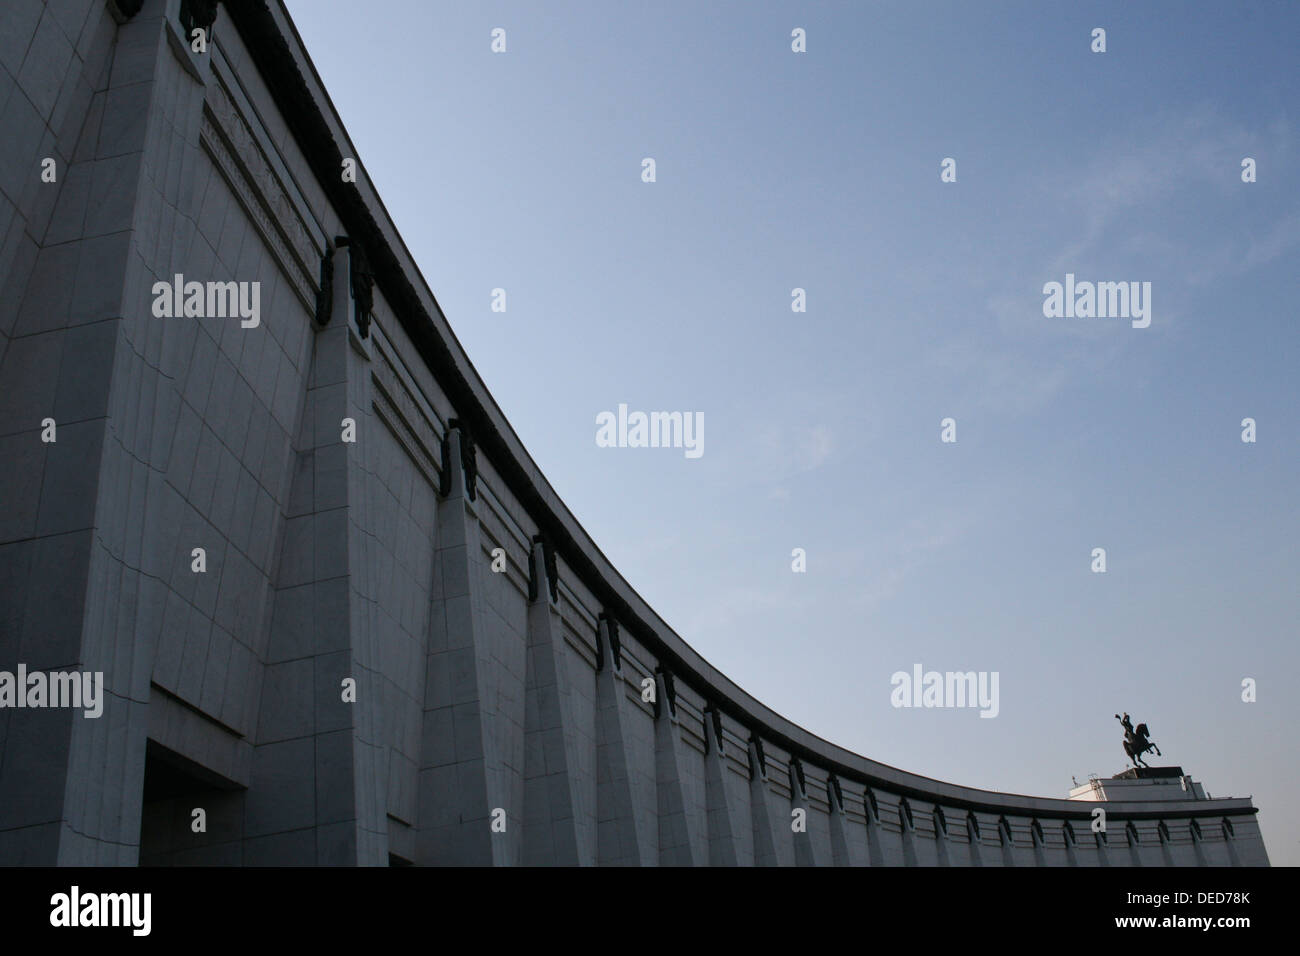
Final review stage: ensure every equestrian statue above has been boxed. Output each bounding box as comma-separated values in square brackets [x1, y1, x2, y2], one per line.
[1115, 712, 1161, 769]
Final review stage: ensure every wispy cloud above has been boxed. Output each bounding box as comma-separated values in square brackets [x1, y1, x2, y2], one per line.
[928, 105, 1295, 417]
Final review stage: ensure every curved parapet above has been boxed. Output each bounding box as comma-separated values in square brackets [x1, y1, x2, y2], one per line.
[0, 0, 1266, 867]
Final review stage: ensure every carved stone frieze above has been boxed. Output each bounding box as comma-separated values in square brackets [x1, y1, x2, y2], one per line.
[200, 70, 319, 310]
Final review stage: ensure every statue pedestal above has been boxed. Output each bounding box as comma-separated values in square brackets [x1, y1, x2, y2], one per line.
[1068, 767, 1207, 802]
[1114, 766, 1184, 780]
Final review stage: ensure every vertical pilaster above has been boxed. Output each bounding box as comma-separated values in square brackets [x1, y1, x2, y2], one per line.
[1000, 816, 1018, 867]
[1222, 825, 1242, 866]
[1064, 826, 1080, 867]
[1125, 824, 1143, 867]
[747, 737, 781, 867]
[418, 425, 503, 864]
[899, 798, 919, 866]
[248, 241, 360, 865]
[4, 0, 208, 866]
[1190, 824, 1209, 867]
[594, 614, 645, 865]
[788, 757, 817, 866]
[337, 240, 389, 866]
[1096, 833, 1111, 866]
[825, 774, 851, 866]
[702, 707, 738, 866]
[933, 807, 952, 867]
[1032, 819, 1049, 867]
[864, 792, 885, 866]
[521, 536, 587, 864]
[652, 668, 697, 866]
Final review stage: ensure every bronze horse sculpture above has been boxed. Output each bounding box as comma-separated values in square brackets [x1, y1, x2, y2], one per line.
[1115, 712, 1161, 768]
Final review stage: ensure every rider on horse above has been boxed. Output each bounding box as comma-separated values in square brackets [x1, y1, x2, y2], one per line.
[1117, 712, 1136, 742]
[1115, 712, 1161, 768]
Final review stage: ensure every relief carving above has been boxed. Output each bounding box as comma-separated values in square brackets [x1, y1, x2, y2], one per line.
[201, 70, 320, 310]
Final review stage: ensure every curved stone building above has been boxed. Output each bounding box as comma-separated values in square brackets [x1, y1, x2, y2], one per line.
[0, 0, 1268, 866]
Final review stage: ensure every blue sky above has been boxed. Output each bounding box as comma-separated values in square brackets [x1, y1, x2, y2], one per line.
[287, 0, 1299, 863]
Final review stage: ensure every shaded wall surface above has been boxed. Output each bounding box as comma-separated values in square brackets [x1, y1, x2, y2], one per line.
[0, 0, 1268, 866]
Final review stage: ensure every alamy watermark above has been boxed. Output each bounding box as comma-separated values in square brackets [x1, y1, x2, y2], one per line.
[891, 664, 999, 718]
[50, 886, 150, 936]
[1042, 273, 1151, 328]
[0, 665, 103, 718]
[151, 273, 260, 327]
[595, 403, 703, 459]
